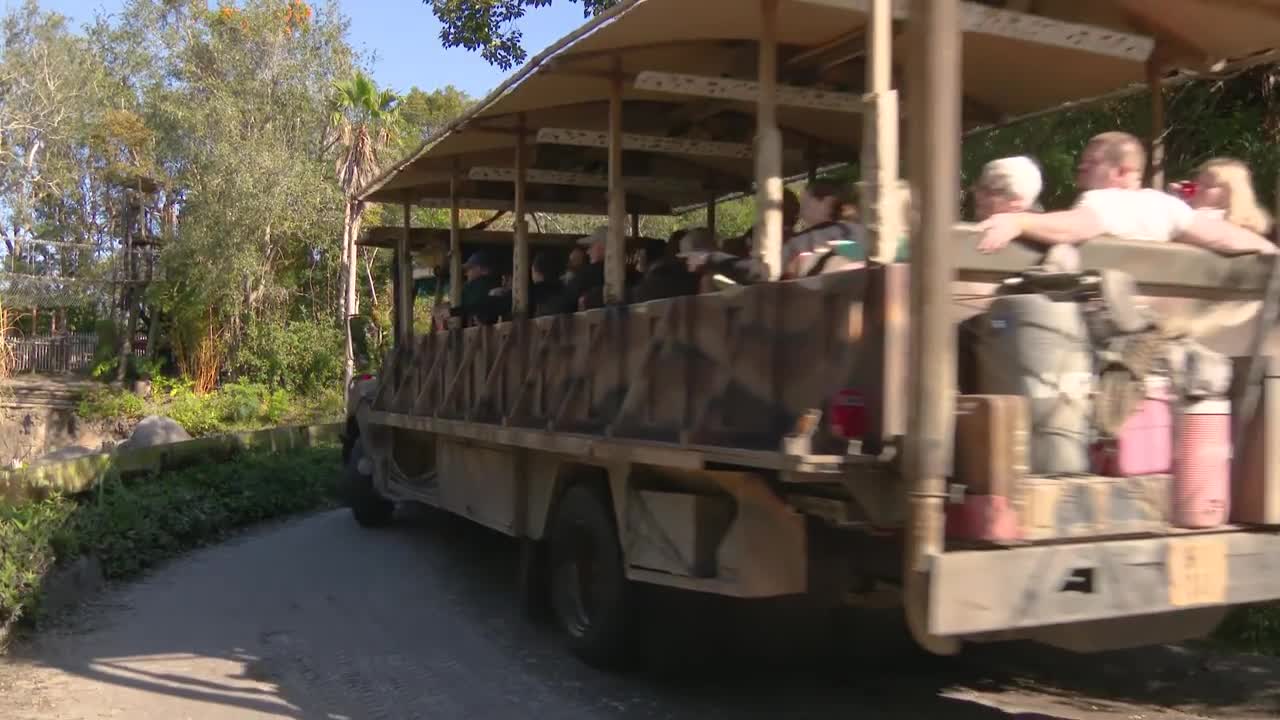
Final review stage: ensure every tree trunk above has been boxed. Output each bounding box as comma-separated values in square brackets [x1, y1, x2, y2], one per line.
[340, 201, 355, 388]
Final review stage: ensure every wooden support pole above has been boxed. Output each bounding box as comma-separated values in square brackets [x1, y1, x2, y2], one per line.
[706, 194, 717, 237]
[513, 115, 531, 317]
[904, 0, 960, 657]
[449, 167, 463, 308]
[754, 0, 784, 280]
[862, 0, 903, 263]
[606, 58, 628, 304]
[399, 201, 415, 344]
[1147, 59, 1167, 189]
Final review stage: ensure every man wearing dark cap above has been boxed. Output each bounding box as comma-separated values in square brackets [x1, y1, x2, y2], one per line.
[450, 250, 503, 326]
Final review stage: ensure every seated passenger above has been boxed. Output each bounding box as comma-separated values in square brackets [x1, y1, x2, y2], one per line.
[449, 251, 504, 326]
[785, 180, 867, 276]
[722, 188, 800, 258]
[549, 227, 606, 314]
[634, 228, 713, 302]
[973, 156, 1043, 221]
[550, 227, 642, 311]
[976, 131, 1275, 255]
[1179, 157, 1274, 236]
[563, 246, 588, 284]
[530, 252, 566, 317]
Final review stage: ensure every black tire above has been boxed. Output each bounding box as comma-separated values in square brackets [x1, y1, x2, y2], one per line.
[548, 484, 632, 669]
[345, 442, 394, 528]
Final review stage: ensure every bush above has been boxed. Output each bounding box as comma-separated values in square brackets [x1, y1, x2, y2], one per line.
[165, 389, 223, 437]
[77, 387, 145, 421]
[233, 320, 343, 393]
[0, 498, 78, 628]
[0, 446, 339, 630]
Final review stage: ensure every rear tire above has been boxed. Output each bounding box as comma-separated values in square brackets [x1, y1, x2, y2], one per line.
[548, 484, 632, 669]
[345, 442, 394, 528]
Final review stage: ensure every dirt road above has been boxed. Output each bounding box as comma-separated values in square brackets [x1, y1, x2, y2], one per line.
[2, 506, 1279, 720]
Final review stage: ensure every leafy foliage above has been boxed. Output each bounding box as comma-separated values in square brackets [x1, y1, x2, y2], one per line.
[78, 386, 146, 421]
[233, 319, 344, 394]
[425, 0, 618, 70]
[0, 446, 340, 629]
[78, 378, 339, 437]
[0, 497, 77, 628]
[399, 85, 474, 141]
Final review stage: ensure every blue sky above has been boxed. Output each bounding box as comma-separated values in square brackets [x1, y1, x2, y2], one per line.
[11, 0, 586, 97]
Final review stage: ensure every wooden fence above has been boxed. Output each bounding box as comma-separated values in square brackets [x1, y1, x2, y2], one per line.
[4, 332, 97, 374]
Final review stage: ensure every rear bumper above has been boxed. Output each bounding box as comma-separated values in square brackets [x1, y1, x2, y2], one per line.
[929, 529, 1280, 637]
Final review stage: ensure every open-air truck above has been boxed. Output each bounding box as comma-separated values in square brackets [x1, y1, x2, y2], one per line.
[346, 0, 1280, 664]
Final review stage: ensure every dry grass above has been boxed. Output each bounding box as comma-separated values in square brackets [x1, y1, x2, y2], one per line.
[173, 309, 224, 395]
[0, 304, 15, 388]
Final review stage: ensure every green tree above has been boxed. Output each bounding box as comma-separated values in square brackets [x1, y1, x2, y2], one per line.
[399, 84, 473, 142]
[329, 70, 401, 386]
[424, 0, 618, 70]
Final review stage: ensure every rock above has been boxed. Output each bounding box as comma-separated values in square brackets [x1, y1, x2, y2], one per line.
[120, 415, 191, 451]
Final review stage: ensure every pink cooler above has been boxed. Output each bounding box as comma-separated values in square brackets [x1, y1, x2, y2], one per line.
[1091, 376, 1173, 477]
[1173, 398, 1232, 529]
[946, 495, 1020, 542]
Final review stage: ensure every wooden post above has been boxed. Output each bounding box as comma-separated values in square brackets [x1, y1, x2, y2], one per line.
[754, 0, 784, 279]
[399, 201, 415, 344]
[1147, 59, 1166, 189]
[115, 192, 134, 384]
[449, 163, 463, 308]
[606, 58, 628, 304]
[903, 0, 961, 657]
[513, 114, 531, 317]
[706, 194, 717, 237]
[862, 0, 902, 263]
[631, 212, 640, 240]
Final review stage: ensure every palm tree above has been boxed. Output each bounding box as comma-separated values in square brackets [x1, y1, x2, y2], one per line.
[330, 71, 400, 387]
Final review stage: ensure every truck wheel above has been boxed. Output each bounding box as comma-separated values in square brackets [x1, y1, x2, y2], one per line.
[548, 484, 632, 669]
[345, 443, 394, 528]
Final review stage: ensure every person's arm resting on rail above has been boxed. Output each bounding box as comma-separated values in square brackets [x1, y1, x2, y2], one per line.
[1177, 212, 1276, 255]
[975, 207, 1104, 253]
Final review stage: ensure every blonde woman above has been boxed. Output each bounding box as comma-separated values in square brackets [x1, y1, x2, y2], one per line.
[1185, 157, 1274, 236]
[1163, 158, 1276, 346]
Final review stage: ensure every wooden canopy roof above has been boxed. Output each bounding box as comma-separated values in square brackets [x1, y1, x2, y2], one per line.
[360, 0, 1280, 212]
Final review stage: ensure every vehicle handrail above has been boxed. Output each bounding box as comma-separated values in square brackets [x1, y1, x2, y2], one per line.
[950, 224, 1273, 300]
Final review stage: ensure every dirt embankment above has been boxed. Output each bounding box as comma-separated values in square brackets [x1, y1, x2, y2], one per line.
[1, 376, 131, 467]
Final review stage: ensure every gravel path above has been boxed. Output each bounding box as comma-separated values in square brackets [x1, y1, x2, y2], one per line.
[1, 506, 1279, 720]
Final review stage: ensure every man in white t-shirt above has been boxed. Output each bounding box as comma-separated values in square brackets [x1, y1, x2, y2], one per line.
[976, 131, 1275, 255]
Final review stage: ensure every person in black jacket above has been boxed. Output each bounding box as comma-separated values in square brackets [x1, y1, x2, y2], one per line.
[634, 229, 707, 302]
[450, 250, 504, 325]
[530, 252, 566, 316]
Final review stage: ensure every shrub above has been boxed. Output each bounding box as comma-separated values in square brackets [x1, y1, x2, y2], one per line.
[0, 446, 339, 630]
[0, 497, 77, 628]
[70, 447, 339, 579]
[165, 388, 223, 437]
[77, 387, 145, 421]
[233, 320, 343, 393]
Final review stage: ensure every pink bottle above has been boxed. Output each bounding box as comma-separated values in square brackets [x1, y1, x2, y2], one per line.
[1173, 398, 1232, 529]
[1093, 376, 1174, 477]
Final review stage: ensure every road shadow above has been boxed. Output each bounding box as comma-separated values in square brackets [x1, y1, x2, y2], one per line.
[2, 505, 1277, 719]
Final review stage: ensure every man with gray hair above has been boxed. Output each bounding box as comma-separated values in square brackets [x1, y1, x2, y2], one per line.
[973, 155, 1043, 221]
